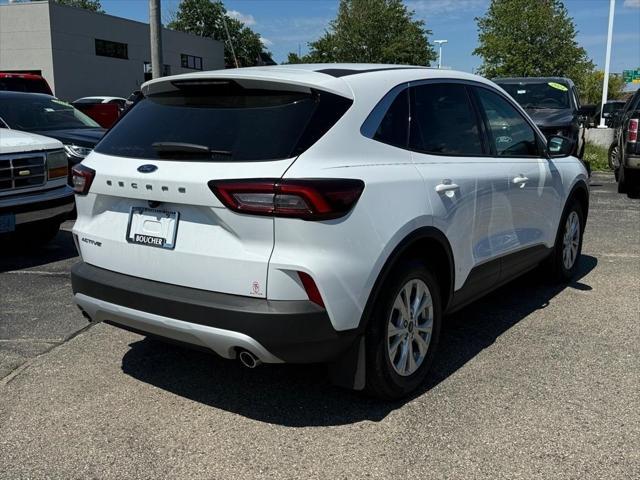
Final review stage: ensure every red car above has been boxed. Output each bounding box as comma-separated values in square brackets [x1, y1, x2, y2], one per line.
[0, 72, 53, 95]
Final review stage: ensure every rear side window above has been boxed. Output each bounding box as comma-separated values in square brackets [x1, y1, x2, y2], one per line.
[409, 84, 484, 156]
[475, 87, 541, 157]
[95, 82, 352, 161]
[374, 89, 409, 148]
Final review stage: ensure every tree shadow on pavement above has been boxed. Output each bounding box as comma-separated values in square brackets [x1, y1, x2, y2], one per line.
[121, 255, 597, 427]
[0, 229, 77, 272]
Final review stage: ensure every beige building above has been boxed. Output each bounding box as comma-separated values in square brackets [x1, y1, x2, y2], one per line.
[0, 1, 224, 100]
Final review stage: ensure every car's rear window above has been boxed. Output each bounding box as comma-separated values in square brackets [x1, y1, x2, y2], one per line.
[95, 82, 352, 161]
[0, 77, 51, 95]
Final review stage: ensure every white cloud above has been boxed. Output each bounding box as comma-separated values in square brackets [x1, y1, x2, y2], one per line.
[407, 0, 488, 16]
[260, 37, 273, 47]
[227, 10, 256, 26]
[623, 0, 640, 8]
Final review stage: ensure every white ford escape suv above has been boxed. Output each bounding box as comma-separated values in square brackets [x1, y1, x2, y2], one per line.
[71, 64, 589, 399]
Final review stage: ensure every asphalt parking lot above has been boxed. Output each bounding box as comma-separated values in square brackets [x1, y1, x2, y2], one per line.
[0, 172, 638, 479]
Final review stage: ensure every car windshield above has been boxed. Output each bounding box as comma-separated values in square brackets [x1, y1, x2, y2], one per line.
[0, 95, 100, 131]
[497, 81, 571, 110]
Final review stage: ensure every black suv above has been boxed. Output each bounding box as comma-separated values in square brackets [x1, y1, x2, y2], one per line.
[494, 77, 592, 160]
[609, 89, 640, 195]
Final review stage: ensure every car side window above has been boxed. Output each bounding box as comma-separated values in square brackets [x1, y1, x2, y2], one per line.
[374, 88, 409, 148]
[409, 83, 484, 155]
[475, 87, 541, 157]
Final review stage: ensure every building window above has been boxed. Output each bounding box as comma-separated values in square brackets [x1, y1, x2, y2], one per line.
[95, 39, 128, 59]
[144, 62, 172, 81]
[181, 54, 203, 70]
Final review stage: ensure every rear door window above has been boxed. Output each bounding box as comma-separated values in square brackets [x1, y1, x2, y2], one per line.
[409, 83, 484, 156]
[95, 82, 352, 161]
[474, 87, 542, 157]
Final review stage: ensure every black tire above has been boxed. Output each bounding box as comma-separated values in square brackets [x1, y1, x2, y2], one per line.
[550, 200, 585, 282]
[608, 143, 618, 170]
[364, 260, 442, 400]
[618, 166, 628, 194]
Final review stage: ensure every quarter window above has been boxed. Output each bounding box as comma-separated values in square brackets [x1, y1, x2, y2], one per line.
[373, 89, 409, 148]
[475, 87, 541, 157]
[409, 84, 484, 155]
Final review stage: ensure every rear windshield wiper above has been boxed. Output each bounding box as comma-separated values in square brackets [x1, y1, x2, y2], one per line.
[151, 142, 232, 158]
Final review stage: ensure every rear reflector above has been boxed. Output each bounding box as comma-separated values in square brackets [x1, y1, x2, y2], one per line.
[628, 118, 638, 143]
[208, 178, 365, 220]
[298, 271, 325, 307]
[71, 164, 95, 195]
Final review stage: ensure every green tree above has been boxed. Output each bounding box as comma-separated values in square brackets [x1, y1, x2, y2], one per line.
[52, 0, 103, 12]
[579, 70, 627, 104]
[168, 0, 268, 67]
[285, 0, 436, 65]
[474, 0, 593, 82]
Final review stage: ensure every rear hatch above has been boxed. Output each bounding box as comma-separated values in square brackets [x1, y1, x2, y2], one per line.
[74, 73, 351, 298]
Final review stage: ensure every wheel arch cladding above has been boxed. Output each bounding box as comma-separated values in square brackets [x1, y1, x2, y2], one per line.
[358, 227, 454, 331]
[570, 180, 589, 222]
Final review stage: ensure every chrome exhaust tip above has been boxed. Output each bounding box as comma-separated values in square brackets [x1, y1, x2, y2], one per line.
[238, 350, 262, 369]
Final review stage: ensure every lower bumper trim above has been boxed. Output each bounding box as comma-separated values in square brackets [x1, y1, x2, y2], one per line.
[71, 262, 358, 363]
[75, 293, 283, 363]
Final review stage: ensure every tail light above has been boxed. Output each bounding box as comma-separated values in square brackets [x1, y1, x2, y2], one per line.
[208, 178, 365, 220]
[298, 271, 325, 307]
[628, 118, 638, 143]
[71, 164, 95, 195]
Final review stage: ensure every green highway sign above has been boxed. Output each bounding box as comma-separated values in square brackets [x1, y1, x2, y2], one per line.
[623, 68, 640, 84]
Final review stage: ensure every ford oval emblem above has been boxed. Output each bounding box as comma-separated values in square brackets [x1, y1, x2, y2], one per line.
[137, 164, 158, 173]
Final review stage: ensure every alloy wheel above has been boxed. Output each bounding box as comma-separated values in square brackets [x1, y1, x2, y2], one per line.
[562, 211, 580, 270]
[387, 278, 434, 377]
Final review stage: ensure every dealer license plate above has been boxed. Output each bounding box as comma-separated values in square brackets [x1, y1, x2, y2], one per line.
[126, 207, 179, 249]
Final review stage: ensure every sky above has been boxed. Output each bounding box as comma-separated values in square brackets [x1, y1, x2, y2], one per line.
[91, 0, 640, 77]
[3, 0, 639, 77]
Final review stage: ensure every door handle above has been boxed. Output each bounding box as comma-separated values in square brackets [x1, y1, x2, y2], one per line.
[435, 181, 460, 193]
[512, 175, 529, 185]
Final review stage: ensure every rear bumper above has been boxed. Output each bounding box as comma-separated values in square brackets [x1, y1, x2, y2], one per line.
[623, 154, 640, 169]
[0, 185, 74, 225]
[71, 262, 358, 363]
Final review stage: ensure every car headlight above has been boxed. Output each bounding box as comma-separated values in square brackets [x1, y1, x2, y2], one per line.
[64, 144, 93, 159]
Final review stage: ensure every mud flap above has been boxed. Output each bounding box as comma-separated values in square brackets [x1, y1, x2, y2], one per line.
[327, 336, 366, 390]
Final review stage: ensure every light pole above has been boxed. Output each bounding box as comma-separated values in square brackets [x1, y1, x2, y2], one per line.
[149, 0, 163, 79]
[433, 40, 448, 69]
[599, 0, 615, 129]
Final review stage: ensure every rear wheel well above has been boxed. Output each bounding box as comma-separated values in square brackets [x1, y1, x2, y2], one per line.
[400, 239, 453, 310]
[570, 182, 589, 223]
[359, 229, 454, 332]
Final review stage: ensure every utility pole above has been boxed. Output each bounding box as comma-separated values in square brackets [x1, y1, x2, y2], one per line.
[149, 0, 163, 79]
[599, 0, 615, 129]
[222, 14, 239, 68]
[433, 40, 448, 69]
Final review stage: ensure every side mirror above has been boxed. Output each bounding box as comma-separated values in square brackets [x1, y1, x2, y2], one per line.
[547, 135, 575, 157]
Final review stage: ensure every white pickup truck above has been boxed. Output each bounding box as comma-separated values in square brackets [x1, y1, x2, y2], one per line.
[0, 128, 74, 243]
